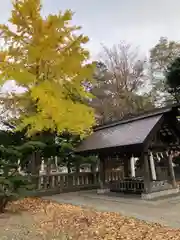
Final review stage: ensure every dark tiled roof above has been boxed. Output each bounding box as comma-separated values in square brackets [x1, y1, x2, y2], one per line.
[77, 114, 163, 153]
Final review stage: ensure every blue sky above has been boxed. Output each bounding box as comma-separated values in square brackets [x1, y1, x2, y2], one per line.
[1, 0, 180, 59]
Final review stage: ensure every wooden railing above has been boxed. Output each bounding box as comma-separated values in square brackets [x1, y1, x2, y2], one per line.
[29, 172, 100, 196]
[109, 178, 144, 194]
[27, 167, 173, 196]
[28, 170, 125, 196]
[105, 169, 124, 182]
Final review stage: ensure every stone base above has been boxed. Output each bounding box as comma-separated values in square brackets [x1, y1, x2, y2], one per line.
[97, 188, 110, 194]
[141, 188, 179, 200]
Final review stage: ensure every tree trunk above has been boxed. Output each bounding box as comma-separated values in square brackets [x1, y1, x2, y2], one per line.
[75, 164, 80, 173]
[0, 197, 9, 213]
[67, 163, 71, 173]
[99, 157, 105, 189]
[31, 152, 41, 175]
[46, 158, 51, 176]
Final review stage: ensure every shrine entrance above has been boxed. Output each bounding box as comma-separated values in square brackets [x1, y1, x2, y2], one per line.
[77, 104, 180, 199]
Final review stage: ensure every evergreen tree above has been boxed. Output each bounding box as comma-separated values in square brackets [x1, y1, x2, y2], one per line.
[166, 57, 180, 103]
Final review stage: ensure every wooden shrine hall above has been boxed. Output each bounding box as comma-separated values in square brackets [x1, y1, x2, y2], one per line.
[77, 104, 180, 199]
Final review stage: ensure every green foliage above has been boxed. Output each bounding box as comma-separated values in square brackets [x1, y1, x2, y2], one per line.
[0, 142, 33, 212]
[53, 133, 97, 172]
[150, 37, 180, 73]
[150, 37, 180, 105]
[0, 129, 50, 212]
[55, 134, 83, 170]
[166, 57, 180, 102]
[0, 126, 97, 213]
[17, 141, 46, 158]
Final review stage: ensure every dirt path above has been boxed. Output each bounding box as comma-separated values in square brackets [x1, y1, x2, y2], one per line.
[0, 211, 42, 240]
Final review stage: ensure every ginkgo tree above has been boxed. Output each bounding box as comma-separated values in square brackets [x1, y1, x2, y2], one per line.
[0, 0, 95, 136]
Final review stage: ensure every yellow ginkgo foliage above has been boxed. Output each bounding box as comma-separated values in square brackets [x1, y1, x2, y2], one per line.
[0, 0, 95, 136]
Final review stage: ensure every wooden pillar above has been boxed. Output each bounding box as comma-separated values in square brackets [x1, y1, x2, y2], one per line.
[149, 152, 157, 180]
[124, 156, 129, 177]
[143, 152, 151, 193]
[130, 155, 135, 177]
[168, 151, 177, 188]
[99, 155, 106, 189]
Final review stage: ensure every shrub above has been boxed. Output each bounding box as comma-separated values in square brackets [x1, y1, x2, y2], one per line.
[0, 145, 33, 212]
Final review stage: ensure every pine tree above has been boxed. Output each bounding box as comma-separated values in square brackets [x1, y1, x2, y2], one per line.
[0, 0, 95, 136]
[166, 57, 180, 103]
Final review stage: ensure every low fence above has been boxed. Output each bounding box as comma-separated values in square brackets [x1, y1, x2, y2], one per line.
[29, 172, 100, 196]
[27, 166, 174, 197]
[105, 170, 124, 182]
[109, 178, 144, 194]
[29, 170, 124, 197]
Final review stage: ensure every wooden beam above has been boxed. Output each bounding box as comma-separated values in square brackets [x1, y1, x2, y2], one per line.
[124, 157, 129, 177]
[99, 155, 106, 189]
[149, 143, 180, 152]
[142, 152, 151, 193]
[143, 115, 164, 151]
[168, 151, 177, 188]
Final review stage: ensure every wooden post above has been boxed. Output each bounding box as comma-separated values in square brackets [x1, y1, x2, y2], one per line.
[130, 155, 135, 177]
[99, 156, 105, 189]
[168, 151, 177, 188]
[143, 152, 151, 193]
[149, 152, 157, 180]
[91, 163, 97, 184]
[124, 156, 129, 177]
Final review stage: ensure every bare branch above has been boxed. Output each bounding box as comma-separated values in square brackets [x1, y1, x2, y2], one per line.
[99, 42, 146, 93]
[91, 42, 153, 124]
